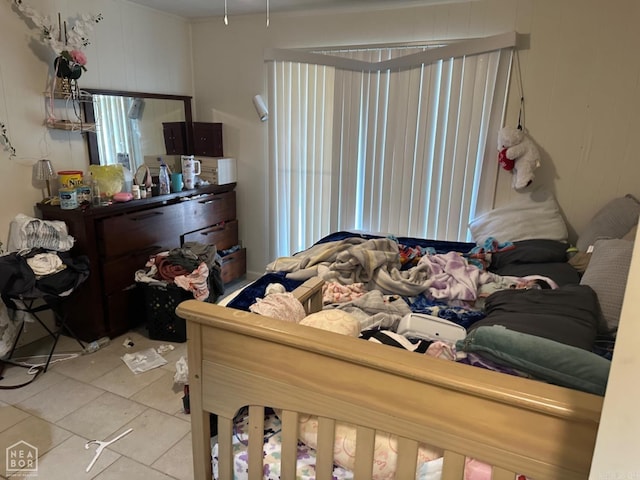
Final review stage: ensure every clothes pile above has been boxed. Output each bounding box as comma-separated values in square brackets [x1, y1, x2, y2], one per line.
[1, 214, 89, 358]
[135, 242, 224, 303]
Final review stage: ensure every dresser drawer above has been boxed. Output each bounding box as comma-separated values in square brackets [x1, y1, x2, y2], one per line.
[220, 248, 246, 284]
[180, 191, 236, 234]
[182, 220, 238, 251]
[99, 204, 183, 258]
[102, 247, 162, 294]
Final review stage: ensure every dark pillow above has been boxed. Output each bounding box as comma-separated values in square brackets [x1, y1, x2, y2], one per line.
[491, 262, 580, 286]
[490, 239, 569, 270]
[470, 284, 600, 351]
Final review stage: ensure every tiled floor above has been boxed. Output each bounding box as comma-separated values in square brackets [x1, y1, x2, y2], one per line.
[0, 329, 195, 480]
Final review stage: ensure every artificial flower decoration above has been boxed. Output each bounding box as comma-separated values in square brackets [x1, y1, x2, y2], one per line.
[13, 0, 103, 79]
[1, 121, 16, 158]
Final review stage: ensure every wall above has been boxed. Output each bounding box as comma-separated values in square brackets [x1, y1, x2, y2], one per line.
[190, 0, 640, 277]
[0, 0, 193, 250]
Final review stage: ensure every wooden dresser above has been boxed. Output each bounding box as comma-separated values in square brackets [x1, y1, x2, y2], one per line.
[37, 183, 245, 341]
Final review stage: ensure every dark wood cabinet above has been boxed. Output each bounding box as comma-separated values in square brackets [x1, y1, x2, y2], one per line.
[162, 121, 223, 157]
[192, 122, 223, 157]
[162, 122, 188, 155]
[37, 183, 245, 341]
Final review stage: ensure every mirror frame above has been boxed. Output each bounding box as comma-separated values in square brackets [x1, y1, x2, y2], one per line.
[82, 88, 193, 166]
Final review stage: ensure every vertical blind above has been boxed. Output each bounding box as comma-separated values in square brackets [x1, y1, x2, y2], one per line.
[267, 33, 515, 259]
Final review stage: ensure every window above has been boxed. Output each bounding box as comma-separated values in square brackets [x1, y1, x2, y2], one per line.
[267, 33, 515, 259]
[93, 95, 143, 171]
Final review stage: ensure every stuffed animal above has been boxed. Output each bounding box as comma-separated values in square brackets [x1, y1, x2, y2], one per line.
[497, 126, 540, 190]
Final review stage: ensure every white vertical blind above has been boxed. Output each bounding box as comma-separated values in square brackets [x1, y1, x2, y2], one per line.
[268, 34, 514, 258]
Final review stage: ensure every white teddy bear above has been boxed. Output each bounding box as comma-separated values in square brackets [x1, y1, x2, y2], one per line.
[497, 126, 541, 190]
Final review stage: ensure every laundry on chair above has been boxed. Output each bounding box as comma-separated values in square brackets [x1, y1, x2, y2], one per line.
[7, 214, 75, 253]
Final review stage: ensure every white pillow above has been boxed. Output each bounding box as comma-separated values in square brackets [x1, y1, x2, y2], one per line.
[468, 189, 568, 245]
[299, 310, 360, 336]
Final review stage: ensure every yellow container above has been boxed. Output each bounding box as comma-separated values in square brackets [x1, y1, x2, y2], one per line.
[58, 170, 84, 189]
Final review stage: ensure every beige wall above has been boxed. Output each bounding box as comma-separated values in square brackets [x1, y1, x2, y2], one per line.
[0, 0, 192, 250]
[190, 0, 640, 276]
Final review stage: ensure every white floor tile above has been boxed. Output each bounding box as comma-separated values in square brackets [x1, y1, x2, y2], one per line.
[28, 434, 120, 480]
[0, 405, 30, 433]
[56, 391, 147, 440]
[130, 371, 184, 415]
[3, 327, 197, 480]
[0, 369, 68, 405]
[52, 348, 124, 384]
[90, 363, 166, 398]
[93, 456, 175, 480]
[16, 377, 104, 423]
[0, 416, 72, 477]
[108, 408, 190, 466]
[151, 431, 194, 480]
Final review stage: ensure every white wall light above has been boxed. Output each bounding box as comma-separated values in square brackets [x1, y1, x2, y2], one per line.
[253, 94, 268, 122]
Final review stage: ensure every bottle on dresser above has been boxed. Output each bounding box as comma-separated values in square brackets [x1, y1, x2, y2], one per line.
[158, 157, 170, 195]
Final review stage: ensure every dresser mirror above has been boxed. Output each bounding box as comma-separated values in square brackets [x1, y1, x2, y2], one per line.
[83, 89, 193, 171]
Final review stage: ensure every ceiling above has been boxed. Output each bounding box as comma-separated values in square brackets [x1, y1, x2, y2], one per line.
[127, 0, 461, 20]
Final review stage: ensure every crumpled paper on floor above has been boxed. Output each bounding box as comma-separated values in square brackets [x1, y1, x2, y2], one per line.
[173, 356, 189, 385]
[121, 348, 167, 374]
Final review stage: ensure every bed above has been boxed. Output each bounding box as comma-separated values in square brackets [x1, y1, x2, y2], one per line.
[176, 191, 639, 480]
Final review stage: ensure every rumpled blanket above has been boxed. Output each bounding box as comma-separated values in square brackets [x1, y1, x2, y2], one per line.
[268, 237, 500, 302]
[249, 292, 306, 322]
[327, 290, 411, 331]
[416, 252, 495, 302]
[322, 281, 367, 304]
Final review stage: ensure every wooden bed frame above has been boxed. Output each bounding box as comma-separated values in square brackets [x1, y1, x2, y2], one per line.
[177, 277, 603, 480]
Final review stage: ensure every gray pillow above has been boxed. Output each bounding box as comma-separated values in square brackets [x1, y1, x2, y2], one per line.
[456, 325, 610, 395]
[580, 239, 634, 334]
[576, 194, 640, 252]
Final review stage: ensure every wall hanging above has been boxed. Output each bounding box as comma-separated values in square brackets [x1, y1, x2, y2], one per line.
[12, 1, 102, 97]
[1, 121, 16, 158]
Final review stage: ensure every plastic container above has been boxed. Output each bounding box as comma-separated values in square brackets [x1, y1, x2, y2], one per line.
[84, 336, 110, 353]
[91, 178, 103, 206]
[158, 164, 170, 195]
[138, 283, 191, 342]
[396, 313, 467, 343]
[122, 166, 133, 193]
[59, 188, 78, 210]
[58, 170, 83, 189]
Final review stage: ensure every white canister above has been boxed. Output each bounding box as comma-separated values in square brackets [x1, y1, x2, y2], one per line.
[181, 155, 201, 189]
[59, 188, 78, 210]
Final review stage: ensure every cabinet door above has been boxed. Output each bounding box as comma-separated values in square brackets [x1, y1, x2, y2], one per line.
[163, 122, 187, 155]
[193, 122, 223, 157]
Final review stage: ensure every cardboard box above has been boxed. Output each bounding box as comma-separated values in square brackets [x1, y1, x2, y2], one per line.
[197, 157, 237, 185]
